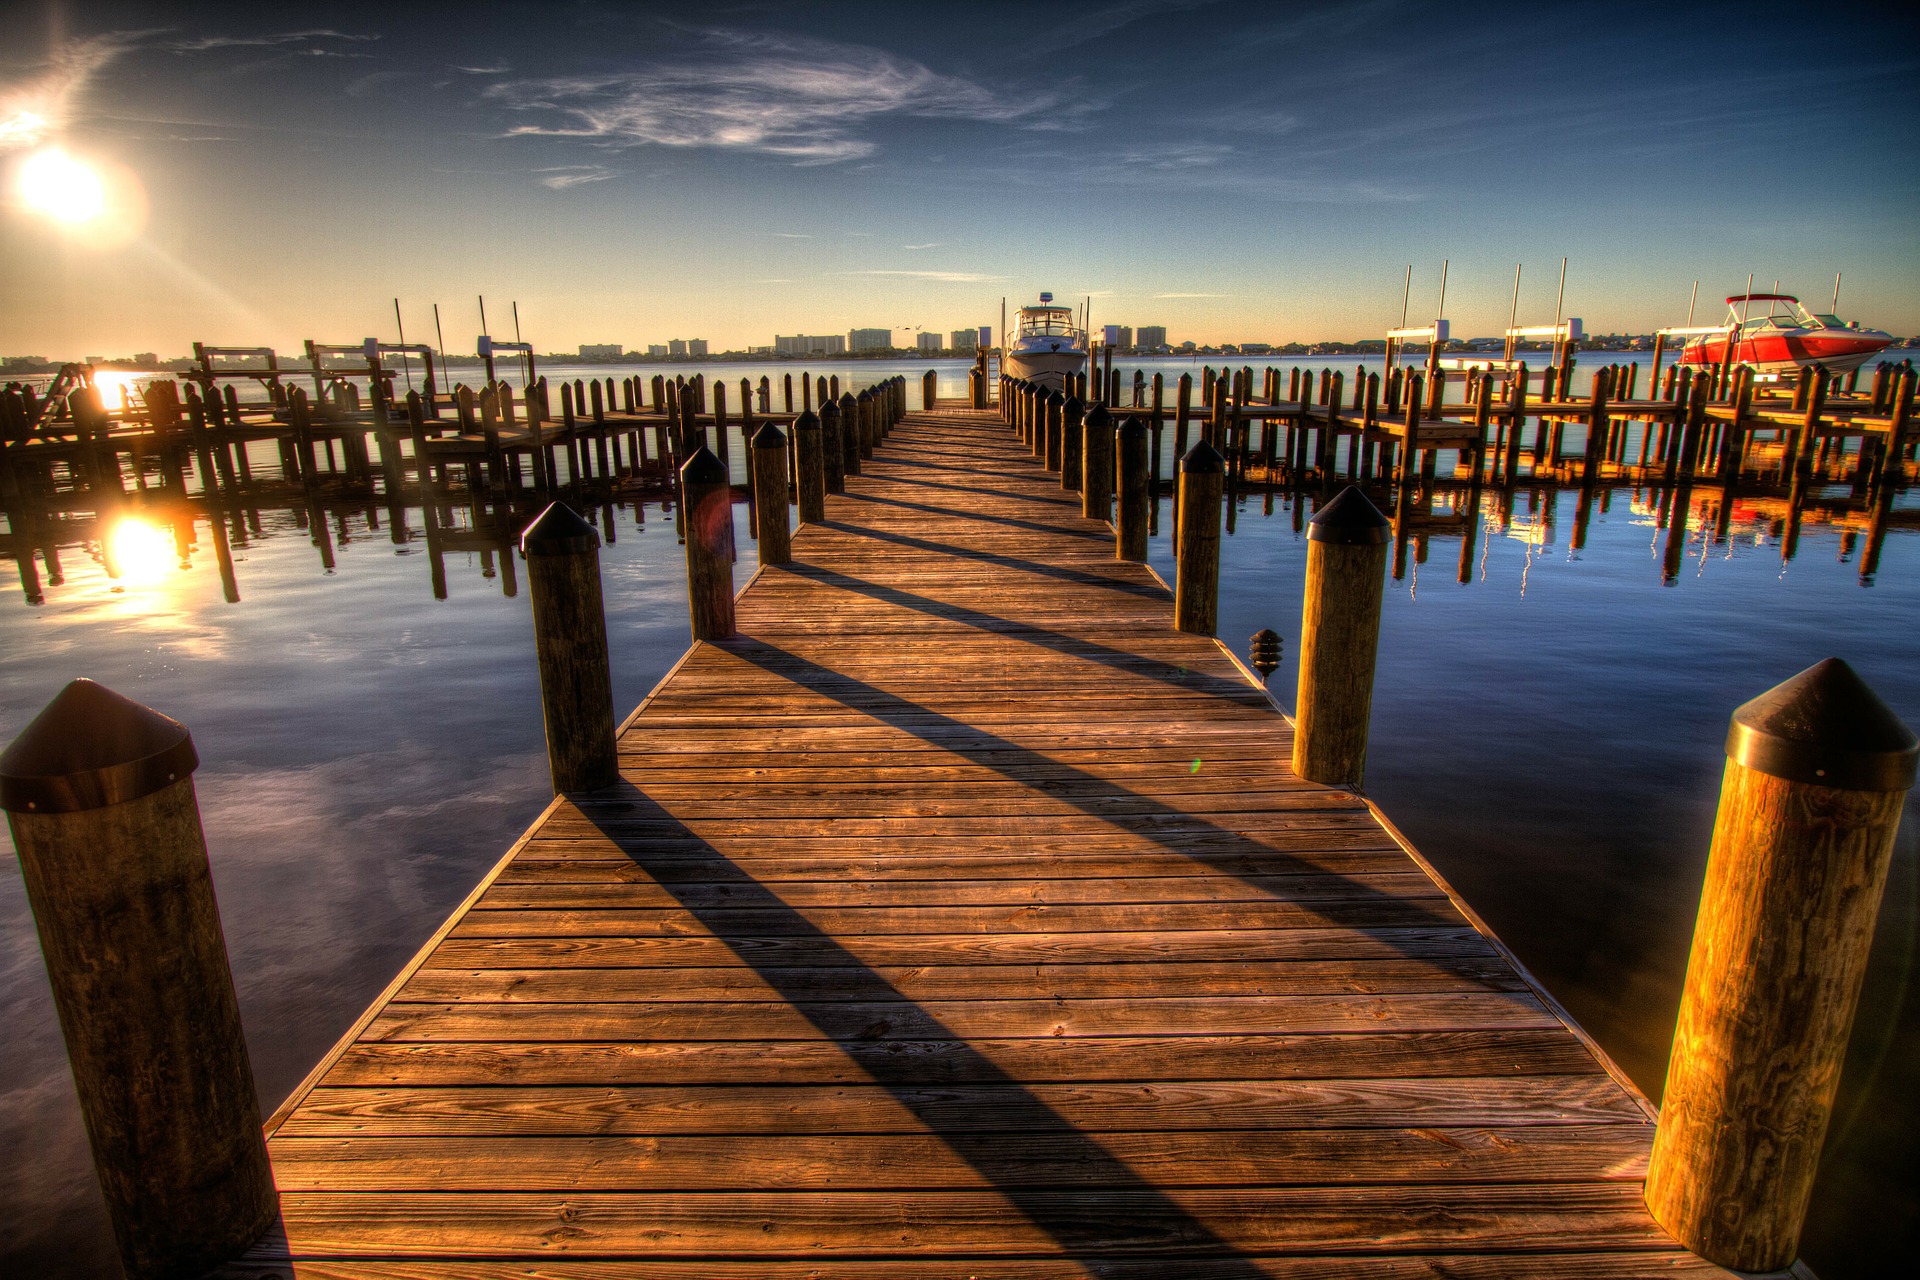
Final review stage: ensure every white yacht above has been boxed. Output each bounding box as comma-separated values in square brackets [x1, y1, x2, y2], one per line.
[1002, 293, 1087, 391]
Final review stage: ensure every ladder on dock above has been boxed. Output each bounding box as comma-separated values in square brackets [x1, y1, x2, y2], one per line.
[228, 407, 1733, 1276]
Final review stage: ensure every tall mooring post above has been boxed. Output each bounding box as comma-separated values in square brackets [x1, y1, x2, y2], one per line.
[1082, 402, 1113, 518]
[0, 681, 276, 1279]
[923, 369, 938, 411]
[1174, 440, 1224, 634]
[793, 409, 825, 523]
[1116, 415, 1151, 561]
[1645, 658, 1916, 1273]
[751, 422, 793, 565]
[521, 503, 618, 793]
[1291, 486, 1391, 787]
[681, 445, 736, 640]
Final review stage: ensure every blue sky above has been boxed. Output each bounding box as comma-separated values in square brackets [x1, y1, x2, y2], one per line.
[2, 1, 1916, 355]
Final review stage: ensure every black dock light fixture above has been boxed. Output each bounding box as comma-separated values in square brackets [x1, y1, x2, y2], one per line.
[1250, 628, 1283, 680]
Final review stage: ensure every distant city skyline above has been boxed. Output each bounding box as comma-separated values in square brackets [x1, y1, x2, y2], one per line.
[2, 2, 1916, 358]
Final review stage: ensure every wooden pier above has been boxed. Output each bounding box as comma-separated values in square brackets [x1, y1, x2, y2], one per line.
[213, 405, 1737, 1276]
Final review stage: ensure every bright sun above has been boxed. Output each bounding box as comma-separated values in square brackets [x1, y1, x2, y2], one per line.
[18, 148, 106, 224]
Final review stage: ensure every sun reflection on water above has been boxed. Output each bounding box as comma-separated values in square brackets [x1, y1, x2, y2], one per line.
[103, 515, 177, 586]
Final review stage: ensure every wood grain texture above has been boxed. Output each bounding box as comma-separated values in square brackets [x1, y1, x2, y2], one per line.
[257, 407, 1723, 1275]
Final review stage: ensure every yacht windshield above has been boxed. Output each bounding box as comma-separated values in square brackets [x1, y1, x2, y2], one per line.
[1020, 309, 1077, 337]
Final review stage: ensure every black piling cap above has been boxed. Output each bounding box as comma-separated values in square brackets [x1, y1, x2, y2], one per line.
[1119, 415, 1148, 442]
[839, 393, 857, 410]
[1064, 396, 1084, 420]
[1085, 403, 1110, 429]
[1726, 658, 1917, 792]
[794, 409, 820, 432]
[1048, 389, 1067, 406]
[819, 400, 840, 423]
[680, 444, 728, 486]
[0, 679, 199, 815]
[751, 421, 788, 449]
[1181, 439, 1225, 474]
[520, 501, 600, 558]
[857, 389, 872, 402]
[1308, 485, 1392, 546]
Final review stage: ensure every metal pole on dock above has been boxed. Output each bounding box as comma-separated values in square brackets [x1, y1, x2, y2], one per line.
[1116, 415, 1150, 560]
[1645, 658, 1916, 1273]
[680, 446, 736, 641]
[0, 681, 276, 1279]
[1174, 441, 1224, 635]
[1291, 486, 1391, 788]
[752, 423, 792, 565]
[520, 504, 618, 793]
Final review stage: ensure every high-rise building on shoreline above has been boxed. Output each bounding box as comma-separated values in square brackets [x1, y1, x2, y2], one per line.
[775, 334, 848, 355]
[579, 344, 622, 358]
[1137, 325, 1167, 351]
[917, 332, 943, 353]
[849, 327, 893, 352]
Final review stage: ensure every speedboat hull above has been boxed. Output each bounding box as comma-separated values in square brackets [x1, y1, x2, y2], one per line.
[1679, 329, 1892, 376]
[1677, 292, 1894, 376]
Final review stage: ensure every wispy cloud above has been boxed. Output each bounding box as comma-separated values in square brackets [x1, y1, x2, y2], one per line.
[1155, 292, 1231, 298]
[771, 231, 812, 238]
[902, 242, 941, 250]
[839, 269, 1009, 283]
[168, 29, 378, 54]
[0, 32, 147, 148]
[534, 164, 617, 189]
[486, 29, 1077, 164]
[1116, 142, 1234, 171]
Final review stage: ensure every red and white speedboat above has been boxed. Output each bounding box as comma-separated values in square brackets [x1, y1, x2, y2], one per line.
[1678, 293, 1894, 376]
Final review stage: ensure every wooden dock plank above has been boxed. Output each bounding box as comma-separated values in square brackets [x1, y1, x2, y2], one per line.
[241, 406, 1729, 1275]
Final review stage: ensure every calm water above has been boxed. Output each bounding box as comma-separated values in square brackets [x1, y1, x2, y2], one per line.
[2, 357, 1914, 1276]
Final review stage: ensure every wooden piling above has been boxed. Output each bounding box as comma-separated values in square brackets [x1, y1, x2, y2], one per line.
[1045, 390, 1065, 473]
[793, 409, 825, 523]
[820, 400, 846, 494]
[1062, 396, 1085, 494]
[0, 681, 276, 1279]
[924, 369, 938, 410]
[1645, 659, 1917, 1272]
[839, 393, 862, 476]
[680, 446, 735, 641]
[1174, 441, 1224, 635]
[1082, 402, 1113, 516]
[751, 422, 792, 565]
[1116, 414, 1150, 561]
[1291, 486, 1392, 789]
[520, 504, 618, 793]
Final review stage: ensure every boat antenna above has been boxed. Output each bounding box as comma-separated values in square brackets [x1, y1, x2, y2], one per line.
[433, 304, 449, 385]
[1505, 263, 1522, 365]
[393, 298, 412, 392]
[478, 295, 489, 338]
[1686, 280, 1698, 327]
[1551, 257, 1567, 366]
[1832, 272, 1842, 311]
[1435, 258, 1448, 329]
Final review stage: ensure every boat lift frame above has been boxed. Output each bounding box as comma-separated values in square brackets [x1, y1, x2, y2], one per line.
[304, 339, 442, 419]
[477, 334, 536, 388]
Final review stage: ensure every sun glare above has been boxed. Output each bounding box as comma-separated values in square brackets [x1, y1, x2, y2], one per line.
[105, 516, 176, 585]
[18, 148, 105, 223]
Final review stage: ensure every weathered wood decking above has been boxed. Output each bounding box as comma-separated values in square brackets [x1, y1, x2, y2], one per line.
[228, 407, 1731, 1277]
